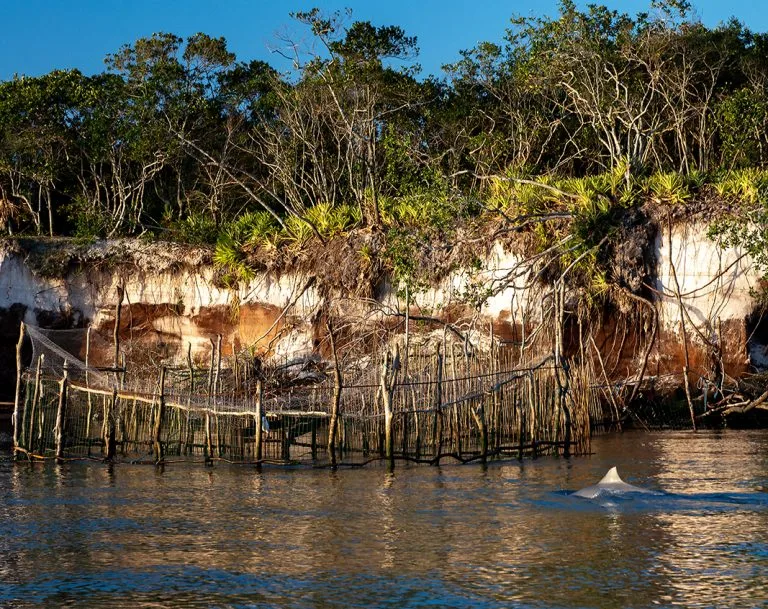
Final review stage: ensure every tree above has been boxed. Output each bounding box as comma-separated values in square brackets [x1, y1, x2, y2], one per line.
[253, 9, 425, 226]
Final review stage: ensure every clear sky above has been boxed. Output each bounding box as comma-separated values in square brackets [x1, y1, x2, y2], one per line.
[1, 0, 766, 81]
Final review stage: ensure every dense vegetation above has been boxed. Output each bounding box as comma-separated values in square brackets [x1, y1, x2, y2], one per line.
[2, 1, 768, 286]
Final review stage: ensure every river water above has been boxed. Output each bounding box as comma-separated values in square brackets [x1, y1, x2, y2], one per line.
[0, 430, 766, 609]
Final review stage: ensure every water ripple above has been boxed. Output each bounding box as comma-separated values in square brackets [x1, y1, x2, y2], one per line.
[0, 430, 766, 608]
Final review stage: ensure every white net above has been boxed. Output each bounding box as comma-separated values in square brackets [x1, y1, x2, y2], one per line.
[26, 325, 114, 389]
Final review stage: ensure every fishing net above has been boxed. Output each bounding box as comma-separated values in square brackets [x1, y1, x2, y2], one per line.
[16, 322, 597, 464]
[26, 325, 114, 389]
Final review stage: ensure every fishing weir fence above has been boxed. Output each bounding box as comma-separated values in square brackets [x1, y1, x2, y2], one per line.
[12, 323, 600, 468]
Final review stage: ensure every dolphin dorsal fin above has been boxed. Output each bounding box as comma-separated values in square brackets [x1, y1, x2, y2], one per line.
[599, 466, 623, 485]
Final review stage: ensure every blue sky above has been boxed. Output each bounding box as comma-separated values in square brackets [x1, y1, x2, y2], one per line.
[1, 1, 766, 81]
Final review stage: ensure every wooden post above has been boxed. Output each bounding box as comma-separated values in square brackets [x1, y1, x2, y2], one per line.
[560, 355, 572, 459]
[404, 283, 410, 380]
[450, 347, 461, 458]
[205, 339, 215, 465]
[153, 367, 166, 464]
[117, 352, 127, 455]
[105, 284, 124, 461]
[232, 337, 238, 388]
[113, 286, 124, 371]
[411, 385, 420, 460]
[432, 344, 443, 463]
[27, 355, 43, 455]
[12, 322, 25, 457]
[105, 389, 117, 461]
[18, 373, 32, 450]
[207, 338, 215, 395]
[85, 327, 93, 455]
[204, 412, 213, 465]
[381, 346, 400, 471]
[518, 375, 529, 460]
[254, 379, 263, 463]
[214, 334, 222, 393]
[471, 400, 489, 464]
[184, 343, 194, 455]
[383, 359, 393, 469]
[327, 322, 342, 467]
[311, 419, 317, 460]
[214, 334, 222, 457]
[54, 364, 69, 464]
[401, 400, 409, 458]
[490, 323, 501, 452]
[343, 417, 349, 455]
[281, 416, 290, 461]
[36, 390, 46, 456]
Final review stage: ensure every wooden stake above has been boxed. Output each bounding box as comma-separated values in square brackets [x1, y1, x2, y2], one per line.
[105, 389, 117, 461]
[113, 285, 124, 372]
[54, 364, 69, 463]
[186, 342, 194, 456]
[232, 337, 238, 388]
[153, 367, 166, 464]
[562, 389, 572, 458]
[214, 334, 222, 394]
[404, 283, 410, 380]
[215, 334, 222, 456]
[280, 415, 289, 461]
[85, 327, 93, 455]
[471, 399, 489, 464]
[254, 379, 263, 463]
[12, 322, 25, 458]
[27, 355, 43, 454]
[450, 347, 461, 457]
[327, 322, 342, 467]
[432, 344, 443, 462]
[381, 346, 400, 471]
[205, 339, 215, 465]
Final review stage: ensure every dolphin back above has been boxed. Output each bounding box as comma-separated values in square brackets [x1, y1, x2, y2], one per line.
[572, 467, 658, 498]
[598, 466, 623, 485]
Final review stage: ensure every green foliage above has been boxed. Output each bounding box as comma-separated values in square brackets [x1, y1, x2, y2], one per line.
[378, 188, 479, 290]
[645, 172, 691, 204]
[169, 213, 219, 245]
[283, 214, 316, 247]
[305, 203, 362, 239]
[213, 214, 260, 282]
[380, 190, 476, 230]
[383, 227, 421, 290]
[4, 0, 768, 304]
[712, 169, 768, 204]
[708, 168, 768, 279]
[213, 202, 363, 279]
[241, 211, 282, 249]
[66, 196, 112, 241]
[715, 88, 768, 168]
[709, 210, 768, 273]
[564, 180, 620, 298]
[571, 195, 615, 246]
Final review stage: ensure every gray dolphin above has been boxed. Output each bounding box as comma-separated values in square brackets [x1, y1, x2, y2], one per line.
[572, 466, 660, 499]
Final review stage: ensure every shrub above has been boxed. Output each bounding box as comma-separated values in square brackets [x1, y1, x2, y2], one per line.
[645, 172, 690, 204]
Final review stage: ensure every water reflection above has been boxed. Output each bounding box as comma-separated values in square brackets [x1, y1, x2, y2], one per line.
[652, 506, 767, 606]
[0, 431, 765, 608]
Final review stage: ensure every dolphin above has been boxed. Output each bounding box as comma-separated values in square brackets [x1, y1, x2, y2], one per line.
[572, 466, 660, 499]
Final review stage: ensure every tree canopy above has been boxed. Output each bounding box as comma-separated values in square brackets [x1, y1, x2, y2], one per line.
[0, 1, 767, 252]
